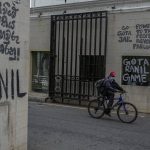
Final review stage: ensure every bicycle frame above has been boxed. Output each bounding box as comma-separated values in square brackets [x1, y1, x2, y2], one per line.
[97, 93, 128, 112]
[112, 93, 128, 113]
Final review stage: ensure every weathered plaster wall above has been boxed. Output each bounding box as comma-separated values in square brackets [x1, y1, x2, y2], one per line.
[107, 10, 150, 113]
[0, 0, 29, 149]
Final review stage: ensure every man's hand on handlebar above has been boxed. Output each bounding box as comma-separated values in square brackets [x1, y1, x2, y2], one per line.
[121, 90, 126, 93]
[116, 90, 126, 93]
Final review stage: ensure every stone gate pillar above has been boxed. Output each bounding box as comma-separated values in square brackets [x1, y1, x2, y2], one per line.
[0, 0, 29, 149]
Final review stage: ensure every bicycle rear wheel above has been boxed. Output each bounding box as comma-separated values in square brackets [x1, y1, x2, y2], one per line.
[117, 102, 138, 123]
[88, 99, 105, 119]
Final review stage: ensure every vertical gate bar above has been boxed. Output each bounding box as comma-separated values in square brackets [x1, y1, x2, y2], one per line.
[69, 15, 74, 97]
[65, 19, 70, 95]
[49, 16, 56, 98]
[92, 14, 98, 95]
[49, 17, 53, 97]
[104, 12, 108, 75]
[83, 14, 88, 97]
[94, 15, 97, 55]
[53, 16, 57, 97]
[99, 13, 102, 55]
[57, 20, 61, 75]
[87, 13, 92, 98]
[61, 16, 65, 102]
[79, 14, 83, 104]
[87, 15, 90, 100]
[74, 18, 78, 96]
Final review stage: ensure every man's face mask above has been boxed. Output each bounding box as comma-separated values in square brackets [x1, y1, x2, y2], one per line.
[110, 76, 115, 80]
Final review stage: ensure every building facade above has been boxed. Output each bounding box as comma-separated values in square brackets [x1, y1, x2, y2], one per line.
[30, 0, 150, 113]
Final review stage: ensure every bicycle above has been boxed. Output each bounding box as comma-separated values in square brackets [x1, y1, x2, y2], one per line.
[88, 91, 138, 123]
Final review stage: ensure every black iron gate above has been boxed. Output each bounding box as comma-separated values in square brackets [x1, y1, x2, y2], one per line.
[49, 11, 108, 103]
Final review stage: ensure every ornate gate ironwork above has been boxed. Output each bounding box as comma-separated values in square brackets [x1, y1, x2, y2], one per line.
[49, 11, 108, 104]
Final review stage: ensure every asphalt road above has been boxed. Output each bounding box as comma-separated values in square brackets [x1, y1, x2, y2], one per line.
[28, 102, 150, 150]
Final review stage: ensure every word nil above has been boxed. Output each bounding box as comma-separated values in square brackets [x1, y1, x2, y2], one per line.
[0, 69, 26, 100]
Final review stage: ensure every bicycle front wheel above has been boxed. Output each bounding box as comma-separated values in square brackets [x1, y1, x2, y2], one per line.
[88, 99, 105, 119]
[117, 102, 138, 123]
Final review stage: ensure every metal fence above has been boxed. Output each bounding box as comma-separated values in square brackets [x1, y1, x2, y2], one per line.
[49, 11, 108, 104]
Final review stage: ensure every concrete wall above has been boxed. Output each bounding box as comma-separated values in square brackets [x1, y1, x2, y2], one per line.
[30, 18, 50, 51]
[30, 1, 150, 113]
[0, 0, 29, 149]
[107, 10, 150, 113]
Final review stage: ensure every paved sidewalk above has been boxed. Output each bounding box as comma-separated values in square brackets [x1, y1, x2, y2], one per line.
[28, 92, 48, 102]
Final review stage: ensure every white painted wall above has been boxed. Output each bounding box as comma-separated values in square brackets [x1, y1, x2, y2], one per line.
[107, 11, 150, 113]
[30, 0, 95, 7]
[0, 0, 29, 149]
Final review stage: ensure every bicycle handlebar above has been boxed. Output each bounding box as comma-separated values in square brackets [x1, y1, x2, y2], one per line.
[116, 90, 127, 94]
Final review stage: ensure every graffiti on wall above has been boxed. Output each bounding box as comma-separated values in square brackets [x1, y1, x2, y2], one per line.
[0, 0, 27, 100]
[117, 26, 132, 43]
[122, 56, 150, 86]
[133, 24, 150, 50]
[117, 24, 150, 50]
[0, 69, 26, 100]
[0, 0, 21, 61]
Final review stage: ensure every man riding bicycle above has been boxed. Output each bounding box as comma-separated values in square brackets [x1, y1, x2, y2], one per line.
[96, 71, 125, 116]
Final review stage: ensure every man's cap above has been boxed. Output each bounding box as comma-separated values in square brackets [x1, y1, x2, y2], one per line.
[110, 71, 116, 77]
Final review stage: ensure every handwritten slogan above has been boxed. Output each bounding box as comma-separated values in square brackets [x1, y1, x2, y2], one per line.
[117, 24, 150, 50]
[0, 0, 27, 101]
[117, 26, 132, 43]
[122, 56, 150, 86]
[0, 0, 21, 61]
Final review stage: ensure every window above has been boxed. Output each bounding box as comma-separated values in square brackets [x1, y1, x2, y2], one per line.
[32, 52, 49, 92]
[80, 55, 105, 81]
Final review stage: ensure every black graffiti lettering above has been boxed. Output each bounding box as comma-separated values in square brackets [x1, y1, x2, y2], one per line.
[11, 69, 14, 99]
[136, 39, 150, 44]
[133, 24, 150, 49]
[17, 48, 20, 61]
[144, 29, 150, 33]
[0, 29, 19, 44]
[0, 43, 20, 61]
[0, 29, 11, 43]
[136, 24, 150, 29]
[119, 36, 132, 42]
[13, 0, 21, 5]
[5, 29, 11, 42]
[0, 69, 8, 99]
[0, 44, 5, 54]
[17, 70, 27, 98]
[0, 69, 26, 100]
[122, 26, 129, 30]
[0, 2, 19, 19]
[0, 1, 20, 61]
[10, 20, 15, 30]
[2, 2, 10, 15]
[133, 44, 150, 49]
[1, 15, 8, 28]
[8, 6, 18, 19]
[117, 26, 132, 43]
[136, 34, 150, 38]
[0, 16, 16, 30]
[11, 31, 20, 44]
[136, 30, 143, 34]
[9, 47, 18, 61]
